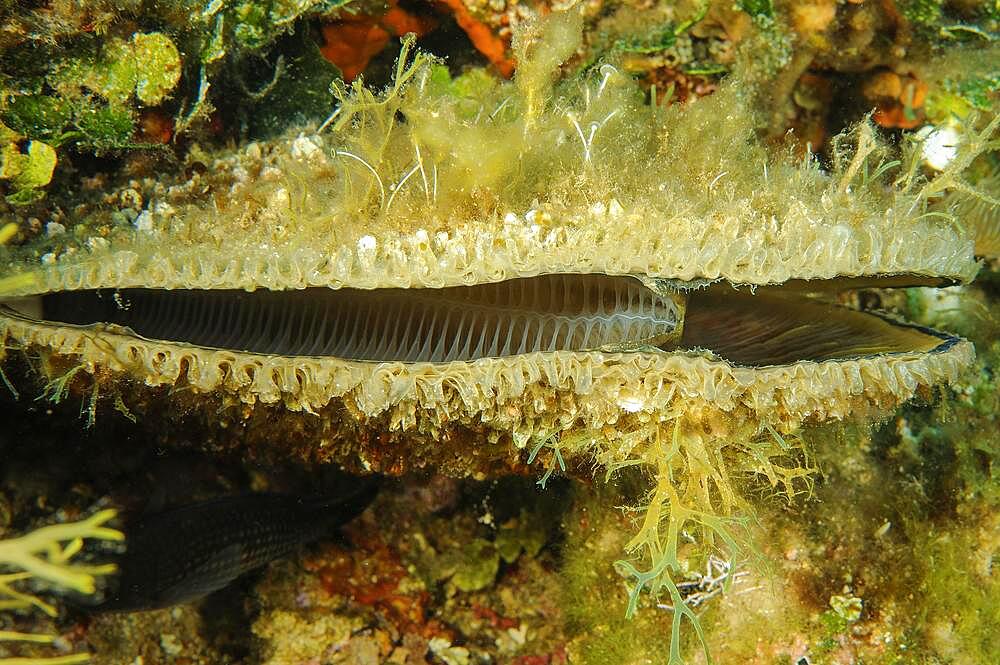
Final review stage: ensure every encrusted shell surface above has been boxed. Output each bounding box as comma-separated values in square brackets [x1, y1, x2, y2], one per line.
[0, 302, 973, 472]
[0, 17, 983, 472]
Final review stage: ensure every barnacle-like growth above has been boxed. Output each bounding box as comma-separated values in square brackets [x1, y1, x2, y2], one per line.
[0, 7, 992, 659]
[0, 509, 122, 664]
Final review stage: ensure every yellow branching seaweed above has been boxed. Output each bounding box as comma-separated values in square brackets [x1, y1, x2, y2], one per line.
[0, 510, 122, 664]
[592, 416, 813, 663]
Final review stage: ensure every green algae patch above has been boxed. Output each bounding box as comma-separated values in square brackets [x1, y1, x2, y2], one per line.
[400, 479, 562, 596]
[559, 479, 679, 664]
[737, 0, 774, 19]
[889, 325, 1000, 665]
[422, 505, 550, 593]
[0, 95, 72, 145]
[132, 33, 184, 105]
[0, 139, 56, 204]
[920, 43, 1000, 123]
[451, 539, 501, 593]
[828, 594, 863, 622]
[899, 0, 999, 40]
[914, 517, 1000, 663]
[227, 0, 352, 49]
[0, 29, 182, 165]
[253, 610, 361, 665]
[0, 122, 57, 205]
[51, 32, 182, 107]
[495, 508, 548, 564]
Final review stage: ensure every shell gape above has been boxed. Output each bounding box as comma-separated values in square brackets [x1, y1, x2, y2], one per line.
[681, 286, 948, 365]
[37, 274, 683, 362]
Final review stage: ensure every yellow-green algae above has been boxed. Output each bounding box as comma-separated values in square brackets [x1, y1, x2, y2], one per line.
[0, 8, 997, 662]
[0, 124, 57, 206]
[678, 284, 998, 663]
[0, 10, 985, 294]
[49, 32, 182, 108]
[557, 334, 999, 664]
[0, 510, 122, 663]
[0, 0, 350, 205]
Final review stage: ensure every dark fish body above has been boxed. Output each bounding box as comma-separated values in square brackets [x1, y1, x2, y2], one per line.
[99, 487, 375, 612]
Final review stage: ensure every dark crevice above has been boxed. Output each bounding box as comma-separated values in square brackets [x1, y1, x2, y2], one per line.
[3, 275, 958, 367]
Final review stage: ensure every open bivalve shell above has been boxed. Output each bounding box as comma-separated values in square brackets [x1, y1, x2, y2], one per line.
[0, 13, 984, 476]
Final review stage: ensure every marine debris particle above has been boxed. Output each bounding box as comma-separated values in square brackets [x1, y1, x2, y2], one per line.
[0, 7, 994, 659]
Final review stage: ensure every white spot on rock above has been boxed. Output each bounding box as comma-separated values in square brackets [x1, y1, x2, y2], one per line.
[917, 125, 960, 171]
[357, 235, 378, 266]
[608, 198, 625, 218]
[134, 210, 154, 232]
[87, 237, 109, 252]
[290, 134, 324, 163]
[618, 396, 645, 413]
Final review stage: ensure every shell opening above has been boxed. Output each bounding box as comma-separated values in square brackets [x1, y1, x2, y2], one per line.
[0, 275, 957, 367]
[683, 286, 952, 365]
[13, 274, 685, 363]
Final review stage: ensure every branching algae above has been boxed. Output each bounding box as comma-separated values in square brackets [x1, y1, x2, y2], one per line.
[0, 8, 995, 661]
[0, 510, 122, 663]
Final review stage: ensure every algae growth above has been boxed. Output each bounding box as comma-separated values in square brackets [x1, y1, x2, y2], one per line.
[0, 1, 998, 664]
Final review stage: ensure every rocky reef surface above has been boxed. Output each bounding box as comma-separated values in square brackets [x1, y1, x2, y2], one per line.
[1, 1, 997, 664]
